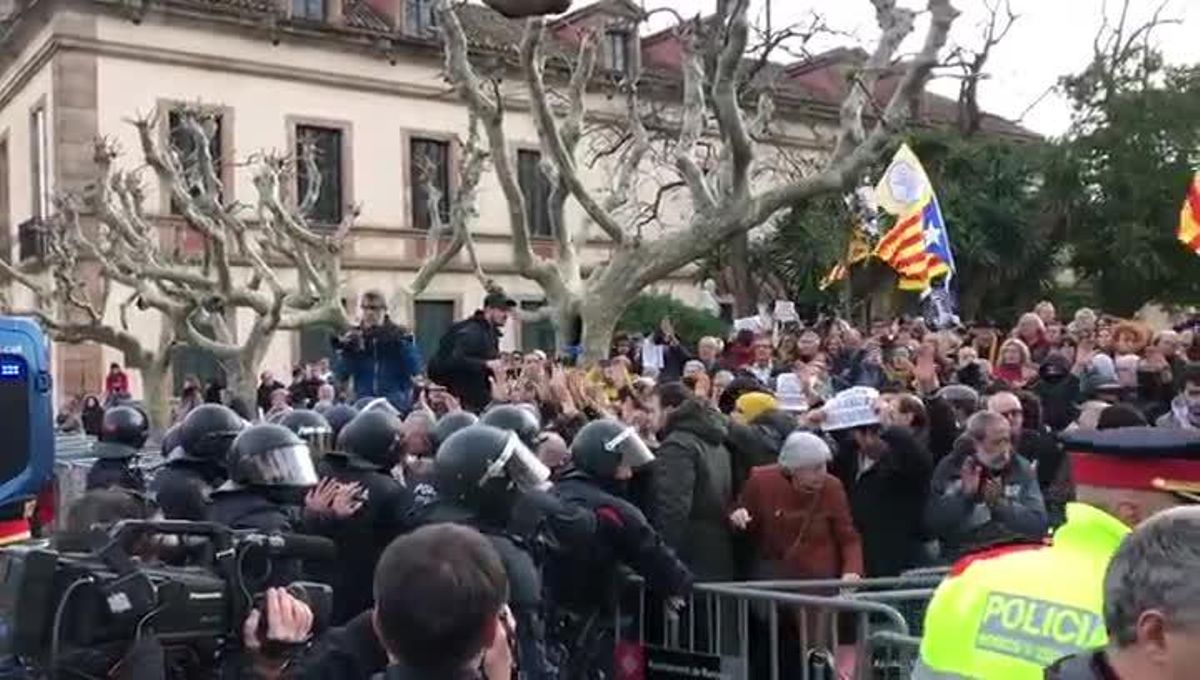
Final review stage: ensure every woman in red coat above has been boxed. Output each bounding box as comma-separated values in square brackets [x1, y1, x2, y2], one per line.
[730, 431, 863, 657]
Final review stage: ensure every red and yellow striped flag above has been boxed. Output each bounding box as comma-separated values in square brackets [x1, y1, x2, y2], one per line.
[819, 228, 872, 290]
[1180, 173, 1200, 256]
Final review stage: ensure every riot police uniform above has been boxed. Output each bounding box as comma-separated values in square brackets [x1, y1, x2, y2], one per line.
[411, 410, 479, 509]
[208, 423, 319, 533]
[321, 403, 359, 443]
[547, 419, 693, 675]
[480, 403, 541, 446]
[479, 404, 595, 549]
[318, 409, 415, 624]
[85, 405, 149, 493]
[279, 409, 335, 465]
[426, 424, 556, 680]
[151, 404, 243, 521]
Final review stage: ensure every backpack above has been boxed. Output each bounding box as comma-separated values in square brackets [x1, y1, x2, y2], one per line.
[426, 318, 472, 386]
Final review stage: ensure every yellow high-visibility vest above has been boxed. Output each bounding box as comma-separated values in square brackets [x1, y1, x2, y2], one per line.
[914, 503, 1129, 679]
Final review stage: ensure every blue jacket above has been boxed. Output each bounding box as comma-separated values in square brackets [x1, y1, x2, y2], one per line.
[333, 318, 422, 412]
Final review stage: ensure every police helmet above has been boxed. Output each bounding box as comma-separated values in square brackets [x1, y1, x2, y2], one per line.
[480, 404, 541, 447]
[335, 410, 404, 471]
[99, 405, 150, 450]
[431, 410, 479, 450]
[322, 403, 359, 442]
[570, 418, 654, 480]
[227, 423, 318, 488]
[175, 404, 245, 464]
[160, 424, 184, 458]
[278, 409, 334, 459]
[434, 424, 550, 508]
[360, 397, 401, 417]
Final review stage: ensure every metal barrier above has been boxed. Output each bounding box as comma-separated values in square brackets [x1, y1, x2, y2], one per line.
[608, 573, 944, 680]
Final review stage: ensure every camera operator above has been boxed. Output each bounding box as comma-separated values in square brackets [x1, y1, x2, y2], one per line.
[332, 290, 422, 413]
[242, 523, 512, 680]
[152, 404, 244, 521]
[85, 405, 150, 493]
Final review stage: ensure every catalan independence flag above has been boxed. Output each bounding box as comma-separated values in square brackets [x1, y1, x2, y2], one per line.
[1180, 173, 1200, 256]
[872, 144, 956, 292]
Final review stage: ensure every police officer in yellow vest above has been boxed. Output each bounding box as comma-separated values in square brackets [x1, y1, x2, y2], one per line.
[913, 502, 1128, 679]
[914, 427, 1200, 679]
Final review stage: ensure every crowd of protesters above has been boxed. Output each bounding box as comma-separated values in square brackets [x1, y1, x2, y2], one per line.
[50, 286, 1200, 678]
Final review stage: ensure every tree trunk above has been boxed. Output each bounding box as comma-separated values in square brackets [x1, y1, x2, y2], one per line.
[727, 232, 757, 316]
[140, 361, 171, 431]
[578, 297, 624, 366]
[221, 357, 258, 410]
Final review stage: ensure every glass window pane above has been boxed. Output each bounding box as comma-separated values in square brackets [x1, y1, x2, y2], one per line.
[169, 110, 223, 213]
[297, 125, 343, 225]
[410, 138, 450, 230]
[517, 150, 553, 238]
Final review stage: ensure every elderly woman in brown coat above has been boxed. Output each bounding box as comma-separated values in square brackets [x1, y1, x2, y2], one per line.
[731, 431, 863, 660]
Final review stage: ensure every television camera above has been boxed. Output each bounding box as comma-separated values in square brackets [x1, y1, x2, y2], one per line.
[0, 519, 334, 679]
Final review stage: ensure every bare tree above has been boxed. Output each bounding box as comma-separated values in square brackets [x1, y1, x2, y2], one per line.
[430, 0, 958, 359]
[0, 110, 351, 424]
[947, 0, 1017, 136]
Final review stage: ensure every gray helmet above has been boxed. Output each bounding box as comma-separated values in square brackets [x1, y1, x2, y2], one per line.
[227, 423, 318, 488]
[434, 425, 550, 510]
[334, 410, 404, 471]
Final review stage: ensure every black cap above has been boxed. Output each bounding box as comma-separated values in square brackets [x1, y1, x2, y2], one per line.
[483, 291, 516, 309]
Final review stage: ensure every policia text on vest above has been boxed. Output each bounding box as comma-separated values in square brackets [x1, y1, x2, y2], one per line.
[975, 591, 1107, 666]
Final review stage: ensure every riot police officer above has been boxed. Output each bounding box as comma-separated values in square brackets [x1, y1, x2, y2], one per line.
[481, 403, 595, 551]
[430, 409, 478, 450]
[151, 404, 243, 521]
[412, 410, 479, 509]
[208, 423, 319, 533]
[548, 419, 693, 675]
[85, 405, 149, 493]
[279, 409, 334, 464]
[322, 403, 358, 443]
[427, 424, 557, 679]
[480, 403, 541, 447]
[319, 409, 415, 623]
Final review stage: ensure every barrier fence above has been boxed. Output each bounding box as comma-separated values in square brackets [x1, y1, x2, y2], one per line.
[606, 571, 946, 680]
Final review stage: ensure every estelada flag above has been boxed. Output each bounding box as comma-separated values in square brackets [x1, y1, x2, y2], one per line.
[1179, 173, 1200, 256]
[819, 228, 871, 291]
[872, 144, 956, 292]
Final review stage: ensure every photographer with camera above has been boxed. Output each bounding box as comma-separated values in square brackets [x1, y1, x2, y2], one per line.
[332, 290, 422, 413]
[242, 523, 513, 680]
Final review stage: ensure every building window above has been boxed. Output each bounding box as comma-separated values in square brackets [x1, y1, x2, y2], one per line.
[414, 300, 455, 361]
[607, 30, 631, 76]
[168, 109, 224, 212]
[520, 300, 556, 353]
[517, 150, 554, 238]
[404, 0, 436, 36]
[296, 124, 344, 225]
[30, 106, 50, 220]
[410, 137, 450, 230]
[292, 0, 324, 20]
